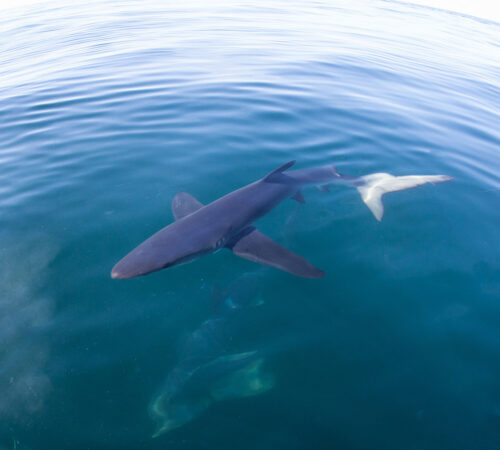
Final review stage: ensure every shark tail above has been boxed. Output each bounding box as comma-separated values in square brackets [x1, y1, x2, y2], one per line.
[354, 173, 453, 221]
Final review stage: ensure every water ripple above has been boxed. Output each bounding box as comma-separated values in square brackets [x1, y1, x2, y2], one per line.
[0, 1, 499, 448]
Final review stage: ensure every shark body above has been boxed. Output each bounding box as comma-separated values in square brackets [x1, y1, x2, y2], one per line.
[111, 161, 451, 279]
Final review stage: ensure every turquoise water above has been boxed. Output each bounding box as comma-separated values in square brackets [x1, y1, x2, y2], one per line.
[1, 1, 499, 448]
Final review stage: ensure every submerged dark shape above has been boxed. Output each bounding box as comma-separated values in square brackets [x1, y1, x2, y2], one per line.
[111, 161, 452, 279]
[150, 349, 273, 437]
[149, 271, 273, 437]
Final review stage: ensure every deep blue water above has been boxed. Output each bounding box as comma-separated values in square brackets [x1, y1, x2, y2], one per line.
[1, 1, 499, 449]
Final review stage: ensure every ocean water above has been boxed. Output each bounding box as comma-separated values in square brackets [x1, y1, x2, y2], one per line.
[1, 1, 499, 449]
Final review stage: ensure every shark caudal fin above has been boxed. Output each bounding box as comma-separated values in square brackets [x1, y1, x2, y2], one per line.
[356, 173, 453, 221]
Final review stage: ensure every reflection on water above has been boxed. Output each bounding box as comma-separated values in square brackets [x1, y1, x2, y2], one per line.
[0, 235, 57, 421]
[0, 0, 499, 449]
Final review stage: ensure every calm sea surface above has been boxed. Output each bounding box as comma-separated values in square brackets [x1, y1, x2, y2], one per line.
[1, 1, 499, 449]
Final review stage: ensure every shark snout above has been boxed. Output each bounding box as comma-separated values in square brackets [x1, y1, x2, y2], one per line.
[110, 252, 153, 279]
[110, 263, 137, 279]
[110, 267, 128, 279]
[110, 232, 198, 280]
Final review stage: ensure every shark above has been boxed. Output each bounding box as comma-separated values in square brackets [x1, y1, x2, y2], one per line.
[149, 271, 273, 437]
[150, 350, 273, 437]
[111, 161, 452, 279]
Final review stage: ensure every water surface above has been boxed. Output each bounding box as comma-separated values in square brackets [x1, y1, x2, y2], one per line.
[0, 1, 499, 449]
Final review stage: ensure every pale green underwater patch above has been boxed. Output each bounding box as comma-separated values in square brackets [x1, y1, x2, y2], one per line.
[150, 351, 274, 438]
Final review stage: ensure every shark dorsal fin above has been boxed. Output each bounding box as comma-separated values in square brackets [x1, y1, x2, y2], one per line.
[171, 192, 204, 220]
[262, 160, 296, 182]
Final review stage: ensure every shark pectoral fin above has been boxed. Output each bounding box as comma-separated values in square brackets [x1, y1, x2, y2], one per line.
[171, 192, 204, 220]
[229, 228, 325, 278]
[291, 190, 306, 204]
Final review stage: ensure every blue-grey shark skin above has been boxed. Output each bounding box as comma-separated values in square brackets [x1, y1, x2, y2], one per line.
[111, 161, 338, 279]
[111, 161, 452, 279]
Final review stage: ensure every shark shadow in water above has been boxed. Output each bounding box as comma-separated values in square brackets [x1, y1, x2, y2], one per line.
[149, 271, 273, 437]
